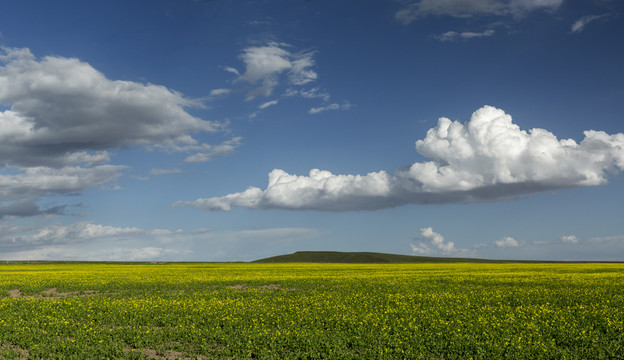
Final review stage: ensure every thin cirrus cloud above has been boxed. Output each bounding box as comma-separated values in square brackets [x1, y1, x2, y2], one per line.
[396, 0, 563, 24]
[570, 14, 609, 34]
[435, 29, 495, 41]
[308, 101, 352, 115]
[175, 105, 624, 212]
[258, 100, 279, 109]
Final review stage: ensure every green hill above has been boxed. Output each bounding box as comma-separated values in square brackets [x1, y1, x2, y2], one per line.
[253, 251, 504, 264]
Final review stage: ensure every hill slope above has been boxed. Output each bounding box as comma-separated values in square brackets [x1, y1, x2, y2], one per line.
[253, 251, 502, 264]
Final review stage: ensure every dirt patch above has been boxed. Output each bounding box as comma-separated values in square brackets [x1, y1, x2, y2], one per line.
[226, 283, 296, 292]
[125, 346, 207, 360]
[259, 284, 281, 290]
[226, 283, 248, 290]
[6, 288, 101, 299]
[0, 341, 30, 360]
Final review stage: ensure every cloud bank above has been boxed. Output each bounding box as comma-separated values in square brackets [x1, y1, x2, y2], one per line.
[176, 105, 624, 212]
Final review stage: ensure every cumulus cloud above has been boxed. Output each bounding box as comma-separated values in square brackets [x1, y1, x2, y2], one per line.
[494, 236, 519, 247]
[411, 227, 457, 255]
[176, 105, 624, 212]
[232, 42, 317, 101]
[436, 29, 495, 41]
[396, 0, 562, 24]
[570, 14, 608, 34]
[0, 47, 226, 168]
[0, 47, 241, 219]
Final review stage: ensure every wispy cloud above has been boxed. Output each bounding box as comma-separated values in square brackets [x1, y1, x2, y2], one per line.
[258, 100, 278, 109]
[435, 29, 495, 41]
[210, 88, 231, 96]
[176, 105, 624, 212]
[570, 14, 609, 34]
[0, 222, 319, 261]
[396, 0, 563, 24]
[308, 101, 352, 114]
[184, 137, 242, 163]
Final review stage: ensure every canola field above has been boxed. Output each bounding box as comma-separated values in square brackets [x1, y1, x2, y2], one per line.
[0, 262, 623, 359]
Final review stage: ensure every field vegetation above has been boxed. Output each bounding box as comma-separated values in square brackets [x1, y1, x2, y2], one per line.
[0, 261, 622, 359]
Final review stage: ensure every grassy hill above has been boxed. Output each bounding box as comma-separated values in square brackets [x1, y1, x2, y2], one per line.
[252, 251, 507, 264]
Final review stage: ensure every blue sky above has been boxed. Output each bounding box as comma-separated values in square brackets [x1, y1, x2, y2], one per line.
[0, 0, 623, 261]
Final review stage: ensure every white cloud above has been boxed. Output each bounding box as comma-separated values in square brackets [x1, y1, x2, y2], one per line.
[588, 234, 624, 244]
[1, 165, 124, 203]
[1, 221, 146, 250]
[309, 104, 339, 114]
[1, 245, 186, 262]
[0, 47, 241, 219]
[436, 29, 495, 41]
[410, 242, 431, 255]
[224, 66, 240, 76]
[396, 0, 562, 24]
[0, 47, 225, 168]
[233, 42, 317, 101]
[296, 87, 331, 102]
[561, 235, 579, 243]
[258, 100, 278, 109]
[176, 105, 624, 212]
[183, 137, 242, 163]
[419, 227, 456, 254]
[210, 88, 231, 96]
[494, 236, 519, 247]
[0, 222, 319, 261]
[308, 101, 352, 114]
[570, 14, 608, 34]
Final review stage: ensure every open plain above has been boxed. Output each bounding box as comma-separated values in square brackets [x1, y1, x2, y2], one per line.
[1, 262, 623, 359]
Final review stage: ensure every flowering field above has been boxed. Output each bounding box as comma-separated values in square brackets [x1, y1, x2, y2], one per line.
[0, 262, 622, 359]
